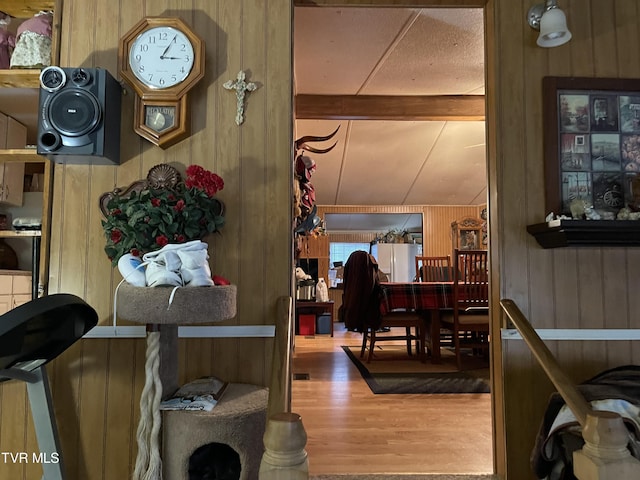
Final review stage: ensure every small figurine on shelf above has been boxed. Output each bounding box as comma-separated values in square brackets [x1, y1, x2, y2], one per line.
[0, 12, 15, 69]
[10, 10, 52, 69]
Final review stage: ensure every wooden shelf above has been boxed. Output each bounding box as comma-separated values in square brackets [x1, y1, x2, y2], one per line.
[527, 220, 640, 248]
[1, 2, 54, 18]
[0, 149, 43, 162]
[0, 70, 41, 89]
[0, 230, 41, 238]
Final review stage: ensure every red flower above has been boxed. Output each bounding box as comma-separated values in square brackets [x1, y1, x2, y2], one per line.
[174, 234, 186, 243]
[156, 235, 169, 247]
[151, 198, 161, 207]
[110, 229, 122, 243]
[185, 165, 224, 197]
[131, 248, 141, 257]
[111, 208, 122, 215]
[173, 199, 185, 212]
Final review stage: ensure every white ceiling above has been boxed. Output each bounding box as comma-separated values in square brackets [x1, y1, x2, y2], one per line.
[293, 6, 487, 217]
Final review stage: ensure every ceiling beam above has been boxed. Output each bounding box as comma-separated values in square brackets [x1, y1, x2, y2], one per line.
[294, 1, 487, 7]
[295, 94, 485, 121]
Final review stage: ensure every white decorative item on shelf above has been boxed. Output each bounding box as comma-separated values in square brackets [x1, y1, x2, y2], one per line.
[10, 11, 53, 69]
[315, 278, 329, 302]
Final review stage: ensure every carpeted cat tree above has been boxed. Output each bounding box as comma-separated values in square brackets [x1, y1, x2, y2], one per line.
[117, 283, 268, 480]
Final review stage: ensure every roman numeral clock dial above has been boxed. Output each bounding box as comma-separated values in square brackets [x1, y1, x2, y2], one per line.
[118, 17, 205, 148]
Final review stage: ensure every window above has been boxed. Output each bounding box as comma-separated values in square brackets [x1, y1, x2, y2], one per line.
[329, 242, 370, 266]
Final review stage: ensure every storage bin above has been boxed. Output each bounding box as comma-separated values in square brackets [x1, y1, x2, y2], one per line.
[316, 313, 332, 335]
[298, 314, 315, 335]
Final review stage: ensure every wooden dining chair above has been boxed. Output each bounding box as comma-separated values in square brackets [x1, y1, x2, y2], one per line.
[341, 251, 424, 363]
[440, 249, 489, 370]
[361, 310, 425, 363]
[414, 255, 452, 282]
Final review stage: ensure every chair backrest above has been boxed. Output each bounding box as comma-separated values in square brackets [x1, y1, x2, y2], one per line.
[339, 250, 382, 332]
[415, 255, 452, 282]
[453, 249, 489, 310]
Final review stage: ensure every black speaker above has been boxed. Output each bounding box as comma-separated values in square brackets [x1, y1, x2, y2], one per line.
[37, 67, 121, 165]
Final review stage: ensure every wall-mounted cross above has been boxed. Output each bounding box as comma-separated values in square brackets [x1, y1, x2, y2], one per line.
[223, 70, 258, 125]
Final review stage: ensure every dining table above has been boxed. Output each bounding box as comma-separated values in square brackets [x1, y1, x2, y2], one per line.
[378, 281, 457, 364]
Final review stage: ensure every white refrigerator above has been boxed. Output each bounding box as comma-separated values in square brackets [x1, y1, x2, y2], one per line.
[371, 243, 422, 282]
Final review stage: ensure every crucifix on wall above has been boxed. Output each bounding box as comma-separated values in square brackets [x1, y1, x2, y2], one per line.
[224, 70, 258, 125]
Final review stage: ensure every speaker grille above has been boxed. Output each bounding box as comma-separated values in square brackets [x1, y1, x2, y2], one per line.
[48, 89, 101, 137]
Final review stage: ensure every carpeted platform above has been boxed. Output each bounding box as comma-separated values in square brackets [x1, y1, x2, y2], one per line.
[116, 283, 237, 324]
[342, 345, 490, 394]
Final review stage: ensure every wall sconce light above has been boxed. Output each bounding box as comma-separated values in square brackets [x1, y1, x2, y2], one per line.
[528, 0, 572, 48]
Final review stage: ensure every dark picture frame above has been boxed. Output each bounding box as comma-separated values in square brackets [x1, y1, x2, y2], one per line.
[543, 77, 640, 216]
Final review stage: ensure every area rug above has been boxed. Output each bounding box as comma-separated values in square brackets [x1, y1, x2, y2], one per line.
[342, 345, 490, 394]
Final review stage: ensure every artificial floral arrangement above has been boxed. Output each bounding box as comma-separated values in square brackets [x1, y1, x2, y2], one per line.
[101, 164, 225, 266]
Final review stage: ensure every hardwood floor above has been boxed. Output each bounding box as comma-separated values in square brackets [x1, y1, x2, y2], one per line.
[291, 326, 493, 477]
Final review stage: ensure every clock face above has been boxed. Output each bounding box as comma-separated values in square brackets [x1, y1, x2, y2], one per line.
[129, 26, 195, 89]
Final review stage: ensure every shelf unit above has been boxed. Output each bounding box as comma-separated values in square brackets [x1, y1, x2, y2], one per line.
[527, 220, 640, 248]
[0, 0, 60, 298]
[297, 235, 330, 285]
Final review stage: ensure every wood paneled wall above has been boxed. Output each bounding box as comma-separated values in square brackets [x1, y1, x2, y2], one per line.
[3, 1, 640, 479]
[0, 1, 292, 479]
[489, 1, 640, 478]
[422, 205, 482, 256]
[319, 204, 484, 257]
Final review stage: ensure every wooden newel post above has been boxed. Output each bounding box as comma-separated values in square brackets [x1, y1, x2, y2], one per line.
[500, 299, 640, 480]
[573, 410, 640, 480]
[259, 412, 309, 479]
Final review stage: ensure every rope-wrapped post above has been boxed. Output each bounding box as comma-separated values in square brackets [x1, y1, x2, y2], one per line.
[117, 285, 238, 480]
[133, 327, 163, 480]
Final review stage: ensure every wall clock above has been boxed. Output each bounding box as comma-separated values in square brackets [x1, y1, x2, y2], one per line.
[118, 17, 205, 149]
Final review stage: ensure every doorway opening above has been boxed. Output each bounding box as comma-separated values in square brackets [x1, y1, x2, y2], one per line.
[292, 3, 492, 477]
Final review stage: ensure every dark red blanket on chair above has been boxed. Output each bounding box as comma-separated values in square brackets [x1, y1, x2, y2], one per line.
[339, 250, 381, 332]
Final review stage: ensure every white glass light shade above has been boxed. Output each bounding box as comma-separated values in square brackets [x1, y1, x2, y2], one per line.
[537, 7, 572, 47]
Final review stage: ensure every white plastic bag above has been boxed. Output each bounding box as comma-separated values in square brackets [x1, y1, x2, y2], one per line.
[316, 277, 329, 302]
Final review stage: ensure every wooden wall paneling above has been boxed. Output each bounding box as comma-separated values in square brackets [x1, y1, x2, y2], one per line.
[56, 166, 90, 295]
[422, 205, 478, 256]
[237, 0, 270, 385]
[75, 340, 109, 479]
[564, 1, 592, 77]
[181, 338, 216, 384]
[522, 0, 554, 327]
[294, 0, 487, 5]
[493, 1, 540, 478]
[0, 381, 29, 479]
[574, 251, 606, 321]
[102, 338, 141, 479]
[23, 395, 40, 480]
[615, 1, 640, 76]
[264, 0, 295, 334]
[209, 1, 244, 385]
[483, 1, 505, 475]
[88, 166, 119, 322]
[576, 249, 610, 380]
[61, 0, 97, 67]
[49, 342, 83, 479]
[502, 340, 548, 480]
[591, 0, 617, 77]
